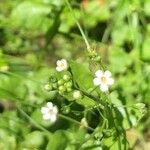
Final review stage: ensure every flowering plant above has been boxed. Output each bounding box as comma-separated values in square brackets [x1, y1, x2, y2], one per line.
[41, 47, 146, 149]
[0, 0, 148, 149]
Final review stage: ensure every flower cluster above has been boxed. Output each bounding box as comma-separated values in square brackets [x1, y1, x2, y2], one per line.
[42, 58, 114, 123]
[58, 74, 73, 94]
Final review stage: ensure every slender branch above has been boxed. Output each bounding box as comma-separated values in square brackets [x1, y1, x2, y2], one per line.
[17, 106, 50, 134]
[59, 114, 94, 131]
[65, 0, 91, 50]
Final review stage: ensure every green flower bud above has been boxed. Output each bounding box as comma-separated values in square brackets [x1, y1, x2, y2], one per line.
[58, 91, 63, 95]
[58, 79, 64, 85]
[44, 84, 53, 91]
[59, 86, 66, 92]
[61, 106, 70, 114]
[52, 83, 58, 89]
[73, 90, 82, 99]
[93, 56, 101, 62]
[63, 74, 71, 81]
[66, 87, 72, 92]
[49, 75, 57, 83]
[65, 81, 72, 88]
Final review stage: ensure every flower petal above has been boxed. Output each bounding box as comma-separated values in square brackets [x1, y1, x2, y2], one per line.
[56, 66, 62, 72]
[47, 102, 53, 109]
[95, 70, 103, 77]
[104, 70, 112, 78]
[93, 78, 101, 86]
[107, 77, 114, 85]
[56, 60, 61, 66]
[43, 114, 51, 120]
[100, 84, 108, 92]
[53, 106, 58, 114]
[41, 107, 49, 114]
[50, 114, 57, 122]
[61, 59, 67, 64]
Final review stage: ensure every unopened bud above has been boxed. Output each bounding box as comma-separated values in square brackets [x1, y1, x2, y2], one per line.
[73, 90, 82, 99]
[58, 79, 64, 85]
[44, 84, 53, 91]
[63, 74, 71, 81]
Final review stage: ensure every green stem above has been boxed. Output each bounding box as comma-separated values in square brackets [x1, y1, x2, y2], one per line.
[17, 106, 50, 134]
[0, 71, 43, 85]
[65, 0, 91, 50]
[59, 114, 94, 131]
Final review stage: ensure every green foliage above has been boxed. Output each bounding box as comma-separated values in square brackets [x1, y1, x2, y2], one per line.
[0, 0, 149, 149]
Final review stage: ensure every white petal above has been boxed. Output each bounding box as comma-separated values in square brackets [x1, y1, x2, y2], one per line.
[104, 70, 112, 78]
[47, 102, 53, 108]
[50, 114, 57, 122]
[61, 59, 67, 64]
[56, 60, 61, 66]
[53, 106, 58, 114]
[107, 77, 114, 85]
[95, 70, 103, 77]
[93, 78, 101, 86]
[56, 66, 62, 72]
[100, 84, 108, 92]
[41, 107, 49, 114]
[43, 114, 51, 120]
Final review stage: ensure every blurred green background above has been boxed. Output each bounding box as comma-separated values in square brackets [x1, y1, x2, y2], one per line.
[0, 0, 150, 149]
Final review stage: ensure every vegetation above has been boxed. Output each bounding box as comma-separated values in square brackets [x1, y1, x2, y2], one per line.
[0, 0, 149, 149]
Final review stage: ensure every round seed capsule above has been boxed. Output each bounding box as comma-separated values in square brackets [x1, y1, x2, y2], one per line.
[63, 74, 71, 81]
[44, 84, 53, 91]
[58, 79, 64, 85]
[59, 86, 66, 92]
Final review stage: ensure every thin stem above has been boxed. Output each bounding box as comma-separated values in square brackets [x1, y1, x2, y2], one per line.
[0, 71, 43, 85]
[65, 0, 91, 50]
[59, 114, 94, 131]
[17, 106, 50, 134]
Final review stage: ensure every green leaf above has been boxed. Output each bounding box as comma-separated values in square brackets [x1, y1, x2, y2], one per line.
[102, 134, 128, 150]
[114, 102, 146, 129]
[9, 1, 51, 32]
[70, 61, 93, 91]
[109, 46, 132, 73]
[21, 131, 46, 149]
[76, 96, 96, 107]
[46, 130, 68, 150]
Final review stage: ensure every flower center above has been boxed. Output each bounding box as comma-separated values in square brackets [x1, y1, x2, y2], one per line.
[101, 76, 107, 84]
[48, 109, 54, 115]
[60, 63, 65, 67]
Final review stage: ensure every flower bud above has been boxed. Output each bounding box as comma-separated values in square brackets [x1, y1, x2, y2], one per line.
[63, 74, 71, 81]
[80, 118, 88, 128]
[49, 75, 57, 83]
[44, 84, 53, 91]
[52, 83, 58, 89]
[66, 87, 72, 92]
[58, 79, 64, 85]
[65, 81, 72, 88]
[61, 106, 70, 114]
[58, 86, 66, 92]
[73, 90, 82, 99]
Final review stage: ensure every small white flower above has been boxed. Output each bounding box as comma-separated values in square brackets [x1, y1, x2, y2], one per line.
[56, 59, 68, 72]
[93, 70, 114, 92]
[41, 102, 58, 122]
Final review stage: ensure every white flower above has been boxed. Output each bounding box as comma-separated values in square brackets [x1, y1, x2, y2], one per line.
[93, 70, 114, 92]
[41, 102, 58, 122]
[56, 59, 68, 72]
